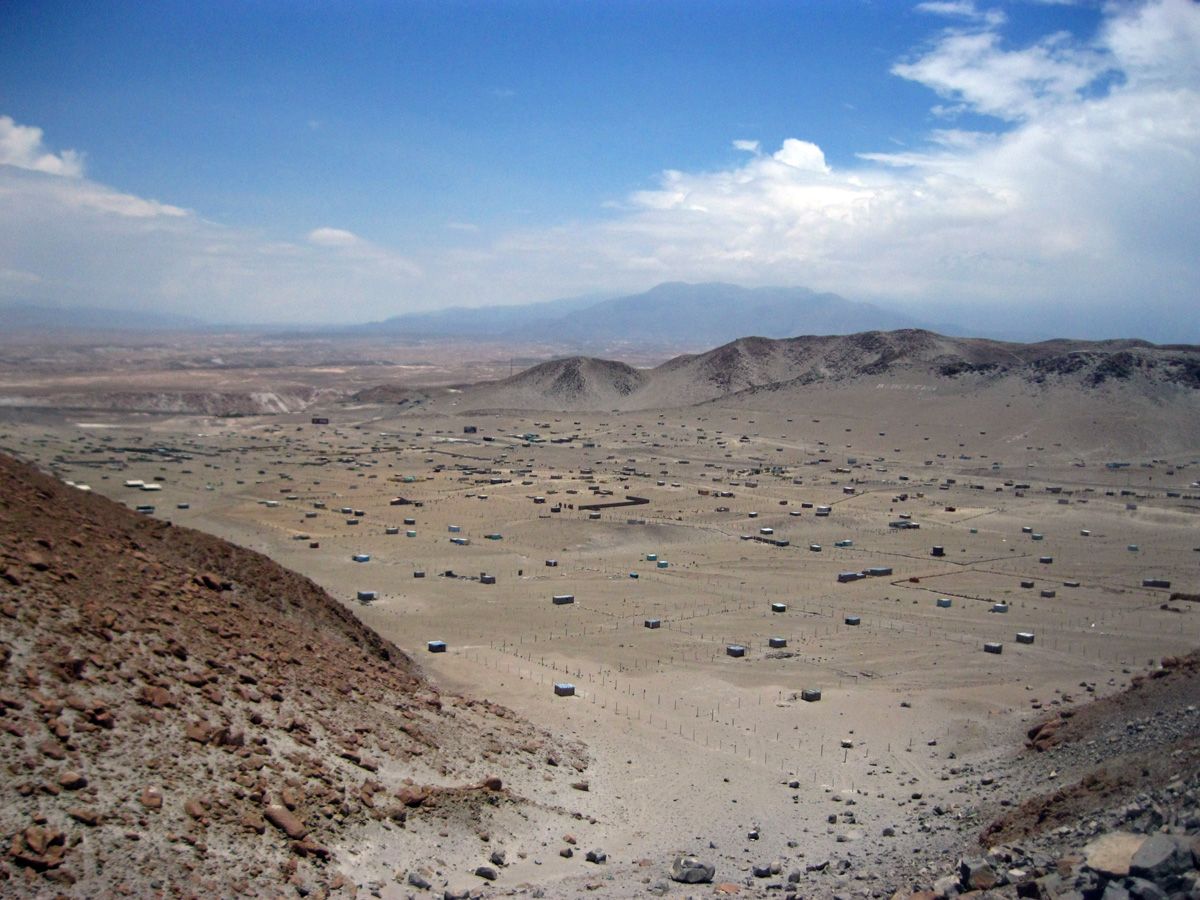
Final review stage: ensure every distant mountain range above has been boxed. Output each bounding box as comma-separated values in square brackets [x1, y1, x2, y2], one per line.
[362, 282, 924, 345]
[444, 329, 1200, 412]
[2, 283, 920, 344]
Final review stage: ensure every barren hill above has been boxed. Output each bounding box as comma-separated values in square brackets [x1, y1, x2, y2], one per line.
[0, 453, 586, 896]
[454, 356, 650, 411]
[447, 329, 1200, 413]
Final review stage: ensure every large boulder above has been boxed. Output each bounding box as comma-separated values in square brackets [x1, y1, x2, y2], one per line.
[1129, 834, 1192, 880]
[1085, 833, 1147, 878]
[671, 855, 715, 884]
[958, 857, 998, 891]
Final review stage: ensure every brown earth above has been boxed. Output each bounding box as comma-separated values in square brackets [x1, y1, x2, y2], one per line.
[0, 452, 587, 897]
[981, 651, 1200, 847]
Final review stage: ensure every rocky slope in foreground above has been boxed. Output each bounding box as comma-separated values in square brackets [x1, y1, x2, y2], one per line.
[0, 453, 587, 897]
[887, 653, 1200, 900]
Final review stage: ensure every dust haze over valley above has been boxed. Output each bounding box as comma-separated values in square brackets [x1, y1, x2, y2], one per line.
[0, 322, 1198, 898]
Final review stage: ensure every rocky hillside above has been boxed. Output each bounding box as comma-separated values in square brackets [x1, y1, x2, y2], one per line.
[0, 453, 586, 896]
[448, 330, 1200, 412]
[893, 652, 1200, 900]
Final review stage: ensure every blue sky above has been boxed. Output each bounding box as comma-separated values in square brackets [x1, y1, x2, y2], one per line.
[1, 0, 1198, 339]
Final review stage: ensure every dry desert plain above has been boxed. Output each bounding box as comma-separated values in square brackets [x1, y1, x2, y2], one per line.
[1, 333, 1199, 897]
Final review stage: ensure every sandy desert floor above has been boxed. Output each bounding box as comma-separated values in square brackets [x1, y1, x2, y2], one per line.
[2, 374, 1197, 896]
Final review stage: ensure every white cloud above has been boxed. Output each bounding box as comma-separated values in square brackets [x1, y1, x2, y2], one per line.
[307, 226, 361, 247]
[772, 138, 830, 172]
[0, 0, 1197, 338]
[916, 1, 1007, 27]
[0, 164, 421, 321]
[891, 29, 1110, 121]
[0, 115, 84, 177]
[453, 0, 1200, 339]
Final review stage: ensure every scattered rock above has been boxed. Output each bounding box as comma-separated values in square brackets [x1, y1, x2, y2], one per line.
[670, 855, 715, 884]
[264, 804, 307, 839]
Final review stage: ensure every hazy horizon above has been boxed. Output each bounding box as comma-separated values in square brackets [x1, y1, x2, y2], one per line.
[2, 0, 1198, 341]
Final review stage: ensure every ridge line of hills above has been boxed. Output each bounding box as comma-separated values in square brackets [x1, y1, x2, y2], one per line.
[401, 328, 1200, 413]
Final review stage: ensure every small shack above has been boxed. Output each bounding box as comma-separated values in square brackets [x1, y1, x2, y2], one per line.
[983, 641, 1003, 654]
[644, 618, 661, 629]
[554, 683, 575, 697]
[936, 597, 952, 608]
[771, 602, 787, 613]
[552, 594, 575, 605]
[356, 590, 377, 602]
[352, 553, 371, 563]
[801, 688, 821, 702]
[844, 615, 861, 626]
[1015, 632, 1035, 644]
[427, 640, 447, 653]
[726, 645, 746, 658]
[768, 637, 787, 648]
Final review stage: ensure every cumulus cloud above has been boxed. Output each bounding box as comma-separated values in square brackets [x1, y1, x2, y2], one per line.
[0, 115, 84, 177]
[772, 139, 830, 172]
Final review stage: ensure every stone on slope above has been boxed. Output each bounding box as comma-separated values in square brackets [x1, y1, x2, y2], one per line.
[670, 855, 715, 884]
